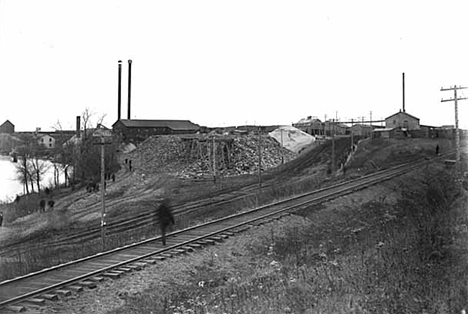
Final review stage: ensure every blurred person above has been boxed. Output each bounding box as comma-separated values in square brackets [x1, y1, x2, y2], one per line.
[156, 198, 174, 245]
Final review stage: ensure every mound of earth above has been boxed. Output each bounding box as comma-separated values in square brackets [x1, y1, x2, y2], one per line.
[269, 126, 316, 154]
[124, 134, 297, 179]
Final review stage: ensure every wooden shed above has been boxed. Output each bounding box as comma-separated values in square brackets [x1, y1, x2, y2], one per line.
[0, 120, 15, 133]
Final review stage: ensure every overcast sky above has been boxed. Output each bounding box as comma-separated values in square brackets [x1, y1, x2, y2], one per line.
[1, 0, 468, 131]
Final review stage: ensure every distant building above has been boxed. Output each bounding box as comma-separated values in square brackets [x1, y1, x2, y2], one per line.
[323, 121, 348, 136]
[293, 116, 323, 135]
[385, 110, 420, 130]
[0, 120, 14, 133]
[37, 134, 56, 149]
[350, 124, 373, 137]
[112, 119, 200, 142]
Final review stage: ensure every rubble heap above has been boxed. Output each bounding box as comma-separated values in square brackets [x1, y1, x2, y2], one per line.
[126, 134, 297, 179]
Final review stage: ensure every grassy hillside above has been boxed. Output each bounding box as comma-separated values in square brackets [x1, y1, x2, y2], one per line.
[108, 165, 468, 314]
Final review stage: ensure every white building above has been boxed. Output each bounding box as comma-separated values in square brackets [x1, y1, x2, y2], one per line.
[38, 134, 56, 149]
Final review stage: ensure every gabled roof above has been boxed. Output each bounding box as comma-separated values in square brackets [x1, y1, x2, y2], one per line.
[295, 117, 322, 124]
[385, 111, 419, 121]
[0, 120, 14, 127]
[113, 119, 200, 130]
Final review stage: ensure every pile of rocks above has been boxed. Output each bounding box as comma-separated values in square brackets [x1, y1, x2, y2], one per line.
[126, 133, 296, 179]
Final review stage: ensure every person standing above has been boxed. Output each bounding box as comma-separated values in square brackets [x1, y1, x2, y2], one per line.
[436, 144, 440, 155]
[0, 212, 3, 227]
[156, 198, 174, 245]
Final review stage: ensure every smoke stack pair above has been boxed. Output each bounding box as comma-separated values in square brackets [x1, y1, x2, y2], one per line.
[117, 59, 132, 120]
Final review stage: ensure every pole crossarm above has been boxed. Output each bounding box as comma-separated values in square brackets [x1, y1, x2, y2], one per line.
[440, 86, 468, 91]
[441, 97, 468, 102]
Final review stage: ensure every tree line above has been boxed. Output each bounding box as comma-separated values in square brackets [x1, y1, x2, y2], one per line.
[14, 108, 120, 196]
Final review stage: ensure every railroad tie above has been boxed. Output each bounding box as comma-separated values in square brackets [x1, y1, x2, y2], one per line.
[23, 298, 45, 306]
[141, 257, 162, 264]
[55, 289, 72, 297]
[180, 246, 195, 252]
[187, 243, 203, 249]
[218, 233, 230, 239]
[130, 263, 147, 270]
[90, 276, 104, 282]
[68, 285, 84, 293]
[41, 294, 59, 301]
[115, 267, 133, 273]
[234, 226, 250, 233]
[198, 239, 216, 245]
[5, 305, 26, 312]
[209, 236, 224, 242]
[102, 270, 124, 279]
[170, 248, 187, 255]
[79, 281, 97, 289]
[160, 253, 173, 258]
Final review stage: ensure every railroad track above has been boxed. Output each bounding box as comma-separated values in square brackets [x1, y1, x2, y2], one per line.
[0, 155, 448, 312]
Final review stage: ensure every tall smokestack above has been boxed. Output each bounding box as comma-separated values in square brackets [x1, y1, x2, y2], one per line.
[127, 59, 132, 120]
[117, 60, 122, 121]
[402, 72, 405, 113]
[76, 116, 81, 138]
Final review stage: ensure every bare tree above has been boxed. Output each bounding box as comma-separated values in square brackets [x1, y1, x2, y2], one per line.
[15, 148, 31, 194]
[30, 154, 50, 193]
[96, 113, 107, 128]
[81, 108, 95, 140]
[52, 119, 73, 188]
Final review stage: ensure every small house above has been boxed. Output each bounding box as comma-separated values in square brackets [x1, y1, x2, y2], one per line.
[0, 120, 15, 133]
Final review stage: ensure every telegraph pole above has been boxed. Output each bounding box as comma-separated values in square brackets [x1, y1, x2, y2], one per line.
[212, 135, 216, 184]
[258, 127, 262, 187]
[92, 126, 112, 251]
[331, 119, 335, 173]
[280, 128, 284, 164]
[441, 85, 468, 163]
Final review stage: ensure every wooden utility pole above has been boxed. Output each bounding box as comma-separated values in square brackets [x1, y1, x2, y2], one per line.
[441, 85, 468, 163]
[350, 118, 354, 151]
[331, 119, 335, 173]
[258, 127, 262, 188]
[280, 128, 284, 164]
[212, 136, 216, 183]
[92, 126, 112, 251]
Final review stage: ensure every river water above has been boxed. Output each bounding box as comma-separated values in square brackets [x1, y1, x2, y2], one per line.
[0, 156, 66, 202]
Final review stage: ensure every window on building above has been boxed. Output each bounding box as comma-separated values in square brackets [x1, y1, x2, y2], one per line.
[49, 143, 52, 148]
[393, 120, 396, 125]
[49, 138, 52, 142]
[41, 138, 44, 142]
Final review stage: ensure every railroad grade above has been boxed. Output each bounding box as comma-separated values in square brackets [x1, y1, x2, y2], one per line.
[0, 149, 450, 261]
[0, 155, 445, 313]
[0, 153, 448, 257]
